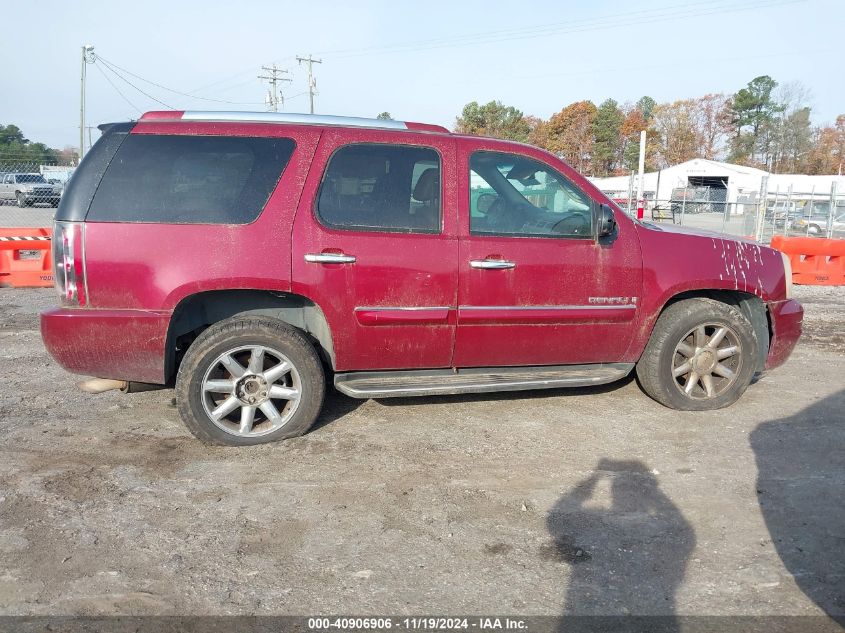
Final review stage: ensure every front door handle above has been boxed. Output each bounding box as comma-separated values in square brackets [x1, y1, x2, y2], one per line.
[304, 253, 357, 264]
[470, 259, 516, 270]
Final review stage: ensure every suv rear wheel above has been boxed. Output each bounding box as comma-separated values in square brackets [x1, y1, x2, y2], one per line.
[636, 298, 758, 410]
[175, 317, 325, 445]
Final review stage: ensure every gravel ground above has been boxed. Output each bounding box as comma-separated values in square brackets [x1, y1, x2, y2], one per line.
[0, 285, 842, 620]
[0, 203, 55, 229]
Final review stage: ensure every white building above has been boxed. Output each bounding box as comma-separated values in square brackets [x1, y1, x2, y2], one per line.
[590, 158, 845, 213]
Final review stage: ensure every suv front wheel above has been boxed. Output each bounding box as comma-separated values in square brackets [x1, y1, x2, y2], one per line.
[636, 298, 759, 410]
[175, 317, 325, 445]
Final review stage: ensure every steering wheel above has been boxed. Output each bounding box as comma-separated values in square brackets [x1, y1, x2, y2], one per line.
[551, 213, 590, 236]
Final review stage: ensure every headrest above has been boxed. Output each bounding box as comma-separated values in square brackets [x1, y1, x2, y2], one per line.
[413, 168, 440, 202]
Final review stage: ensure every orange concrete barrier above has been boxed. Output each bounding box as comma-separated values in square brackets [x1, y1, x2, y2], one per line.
[0, 227, 54, 288]
[770, 235, 845, 286]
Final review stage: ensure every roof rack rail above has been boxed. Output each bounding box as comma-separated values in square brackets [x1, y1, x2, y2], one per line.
[139, 111, 450, 134]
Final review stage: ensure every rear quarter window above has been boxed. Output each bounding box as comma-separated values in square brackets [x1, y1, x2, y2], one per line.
[87, 134, 295, 224]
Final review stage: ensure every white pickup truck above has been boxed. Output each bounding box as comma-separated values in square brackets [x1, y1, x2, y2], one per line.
[0, 172, 62, 207]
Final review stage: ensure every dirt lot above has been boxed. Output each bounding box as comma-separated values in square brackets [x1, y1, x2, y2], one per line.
[0, 286, 842, 621]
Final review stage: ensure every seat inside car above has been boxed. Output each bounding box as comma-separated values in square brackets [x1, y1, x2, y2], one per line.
[410, 167, 440, 230]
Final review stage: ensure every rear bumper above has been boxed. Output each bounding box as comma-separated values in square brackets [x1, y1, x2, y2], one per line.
[40, 307, 171, 384]
[765, 299, 803, 371]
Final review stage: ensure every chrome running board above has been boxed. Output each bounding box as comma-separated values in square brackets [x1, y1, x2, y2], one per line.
[333, 363, 633, 399]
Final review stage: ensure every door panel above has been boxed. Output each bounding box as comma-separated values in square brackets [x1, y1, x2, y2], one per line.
[291, 129, 458, 371]
[454, 142, 643, 368]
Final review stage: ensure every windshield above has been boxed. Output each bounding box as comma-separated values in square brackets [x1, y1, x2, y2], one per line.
[15, 174, 47, 184]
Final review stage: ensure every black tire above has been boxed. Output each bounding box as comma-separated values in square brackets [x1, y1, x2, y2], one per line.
[175, 316, 325, 446]
[16, 193, 25, 208]
[636, 298, 758, 411]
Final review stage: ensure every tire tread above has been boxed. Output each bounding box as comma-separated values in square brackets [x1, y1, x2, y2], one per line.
[636, 298, 758, 411]
[175, 316, 325, 446]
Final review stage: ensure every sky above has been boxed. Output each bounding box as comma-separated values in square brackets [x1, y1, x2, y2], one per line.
[2, 0, 843, 151]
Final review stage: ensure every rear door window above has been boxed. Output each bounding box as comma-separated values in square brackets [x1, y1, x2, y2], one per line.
[87, 134, 295, 224]
[316, 143, 441, 233]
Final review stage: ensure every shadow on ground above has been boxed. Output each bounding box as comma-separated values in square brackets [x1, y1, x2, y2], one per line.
[546, 459, 695, 629]
[309, 387, 365, 432]
[751, 388, 845, 622]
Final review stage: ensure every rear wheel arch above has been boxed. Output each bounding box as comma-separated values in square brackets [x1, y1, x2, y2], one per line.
[165, 289, 335, 383]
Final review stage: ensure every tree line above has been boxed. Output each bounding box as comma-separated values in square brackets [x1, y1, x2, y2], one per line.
[0, 124, 78, 166]
[454, 76, 845, 177]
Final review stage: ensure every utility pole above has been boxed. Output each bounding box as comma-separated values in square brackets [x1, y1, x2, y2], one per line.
[79, 44, 95, 162]
[258, 64, 291, 112]
[636, 130, 646, 220]
[296, 55, 322, 114]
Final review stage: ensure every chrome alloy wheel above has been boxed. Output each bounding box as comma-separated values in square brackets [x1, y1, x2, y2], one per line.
[200, 345, 302, 437]
[671, 323, 742, 400]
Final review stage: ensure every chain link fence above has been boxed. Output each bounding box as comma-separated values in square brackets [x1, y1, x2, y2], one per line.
[611, 178, 845, 244]
[0, 161, 75, 229]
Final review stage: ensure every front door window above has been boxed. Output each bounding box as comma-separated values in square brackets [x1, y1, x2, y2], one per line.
[469, 151, 593, 238]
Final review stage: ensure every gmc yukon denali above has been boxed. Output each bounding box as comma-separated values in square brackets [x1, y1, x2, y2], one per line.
[40, 111, 803, 446]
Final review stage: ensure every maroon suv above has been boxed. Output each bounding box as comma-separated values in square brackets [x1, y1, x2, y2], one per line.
[41, 111, 803, 446]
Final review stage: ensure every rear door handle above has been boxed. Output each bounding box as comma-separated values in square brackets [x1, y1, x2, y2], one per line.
[470, 259, 516, 270]
[304, 253, 357, 264]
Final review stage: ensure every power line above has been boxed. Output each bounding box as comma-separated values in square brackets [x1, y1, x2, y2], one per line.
[206, 76, 263, 95]
[316, 0, 802, 59]
[187, 57, 296, 94]
[188, 68, 258, 95]
[96, 54, 266, 106]
[335, 0, 801, 57]
[518, 47, 834, 83]
[95, 58, 174, 109]
[92, 58, 142, 113]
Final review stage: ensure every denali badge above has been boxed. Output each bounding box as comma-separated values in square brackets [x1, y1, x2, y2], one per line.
[588, 296, 638, 305]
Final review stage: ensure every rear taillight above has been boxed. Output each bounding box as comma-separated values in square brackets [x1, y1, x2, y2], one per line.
[53, 221, 86, 306]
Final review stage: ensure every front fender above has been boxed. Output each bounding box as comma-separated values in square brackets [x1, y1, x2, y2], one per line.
[629, 224, 787, 358]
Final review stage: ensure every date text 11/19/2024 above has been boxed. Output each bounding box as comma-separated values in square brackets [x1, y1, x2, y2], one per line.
[308, 617, 528, 630]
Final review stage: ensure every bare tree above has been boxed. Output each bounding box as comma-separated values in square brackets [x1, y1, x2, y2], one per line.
[649, 100, 703, 168]
[692, 94, 732, 160]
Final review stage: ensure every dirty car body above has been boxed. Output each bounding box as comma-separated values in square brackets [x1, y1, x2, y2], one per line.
[40, 111, 803, 445]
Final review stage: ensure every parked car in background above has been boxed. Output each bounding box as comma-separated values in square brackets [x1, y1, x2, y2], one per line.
[765, 202, 803, 229]
[0, 173, 62, 207]
[788, 202, 845, 236]
[790, 211, 845, 236]
[41, 111, 802, 446]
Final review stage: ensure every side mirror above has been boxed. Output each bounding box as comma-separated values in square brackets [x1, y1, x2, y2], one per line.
[598, 204, 617, 237]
